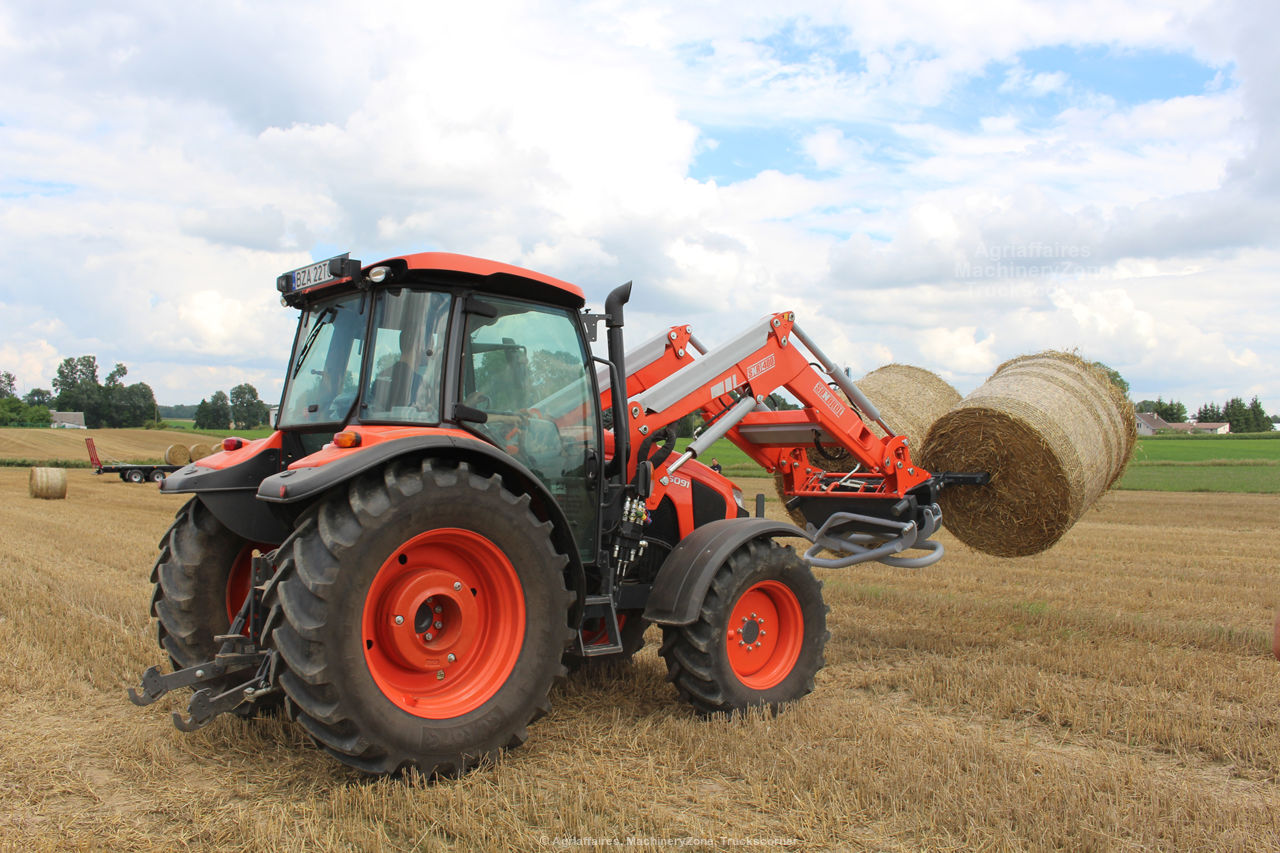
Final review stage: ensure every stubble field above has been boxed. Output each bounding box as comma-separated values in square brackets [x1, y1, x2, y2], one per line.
[1, 467, 1278, 851]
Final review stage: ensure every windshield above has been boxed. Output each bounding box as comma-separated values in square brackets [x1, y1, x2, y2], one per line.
[361, 289, 452, 423]
[278, 292, 367, 428]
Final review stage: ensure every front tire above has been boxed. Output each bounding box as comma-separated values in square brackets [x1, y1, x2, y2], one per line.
[659, 539, 828, 714]
[264, 459, 574, 776]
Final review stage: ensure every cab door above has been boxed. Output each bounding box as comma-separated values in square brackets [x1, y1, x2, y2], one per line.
[459, 296, 603, 562]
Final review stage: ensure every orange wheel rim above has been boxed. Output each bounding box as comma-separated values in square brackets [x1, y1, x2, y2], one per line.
[725, 580, 803, 689]
[362, 528, 525, 718]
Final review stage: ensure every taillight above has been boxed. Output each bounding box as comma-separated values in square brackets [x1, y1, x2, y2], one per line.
[222, 437, 245, 451]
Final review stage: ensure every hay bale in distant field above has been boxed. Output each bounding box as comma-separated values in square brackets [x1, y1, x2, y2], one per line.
[188, 443, 214, 461]
[29, 467, 67, 500]
[920, 351, 1135, 558]
[164, 444, 191, 466]
[776, 364, 960, 527]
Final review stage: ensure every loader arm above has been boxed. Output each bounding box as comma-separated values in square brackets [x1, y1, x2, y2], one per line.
[619, 312, 927, 498]
[611, 311, 956, 568]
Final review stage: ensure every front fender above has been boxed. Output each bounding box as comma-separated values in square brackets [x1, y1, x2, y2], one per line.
[643, 518, 810, 626]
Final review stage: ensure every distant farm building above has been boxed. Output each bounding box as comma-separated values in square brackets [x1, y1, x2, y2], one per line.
[49, 410, 87, 429]
[1135, 412, 1230, 435]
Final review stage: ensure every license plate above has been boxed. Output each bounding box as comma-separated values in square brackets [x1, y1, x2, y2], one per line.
[282, 253, 350, 292]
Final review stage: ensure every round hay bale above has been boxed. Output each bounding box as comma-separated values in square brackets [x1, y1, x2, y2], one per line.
[189, 442, 214, 461]
[920, 351, 1135, 558]
[858, 364, 963, 449]
[775, 364, 960, 527]
[165, 444, 192, 466]
[29, 467, 67, 500]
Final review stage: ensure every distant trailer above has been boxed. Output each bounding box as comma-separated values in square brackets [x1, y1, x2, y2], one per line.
[85, 437, 183, 483]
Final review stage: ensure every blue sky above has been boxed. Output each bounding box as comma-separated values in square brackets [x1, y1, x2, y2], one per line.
[0, 0, 1276, 417]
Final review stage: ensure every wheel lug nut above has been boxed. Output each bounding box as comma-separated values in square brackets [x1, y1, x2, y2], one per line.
[434, 621, 443, 630]
[447, 653, 456, 663]
[760, 630, 766, 636]
[751, 612, 758, 619]
[436, 670, 445, 680]
[434, 606, 442, 614]
[453, 582, 462, 591]
[423, 632, 434, 641]
[394, 615, 404, 625]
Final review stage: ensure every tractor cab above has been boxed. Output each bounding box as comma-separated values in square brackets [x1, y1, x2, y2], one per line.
[267, 253, 608, 560]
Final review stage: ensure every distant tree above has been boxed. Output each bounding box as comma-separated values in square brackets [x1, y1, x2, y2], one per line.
[1136, 397, 1186, 423]
[24, 388, 52, 408]
[194, 391, 231, 430]
[1194, 402, 1224, 423]
[53, 355, 102, 426]
[1222, 397, 1250, 433]
[1091, 362, 1129, 396]
[230, 383, 270, 429]
[1247, 397, 1273, 432]
[82, 362, 157, 428]
[0, 397, 50, 426]
[0, 371, 15, 399]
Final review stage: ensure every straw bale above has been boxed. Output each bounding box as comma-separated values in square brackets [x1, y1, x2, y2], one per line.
[188, 443, 214, 461]
[920, 351, 1135, 557]
[164, 444, 191, 466]
[777, 364, 960, 527]
[29, 467, 67, 500]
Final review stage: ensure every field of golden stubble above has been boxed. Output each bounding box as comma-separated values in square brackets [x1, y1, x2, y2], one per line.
[0, 466, 1278, 851]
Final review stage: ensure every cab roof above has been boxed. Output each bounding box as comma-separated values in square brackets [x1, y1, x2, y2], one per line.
[388, 252, 585, 308]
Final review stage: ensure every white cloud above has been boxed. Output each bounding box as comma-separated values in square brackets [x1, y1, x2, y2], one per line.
[0, 0, 1276, 418]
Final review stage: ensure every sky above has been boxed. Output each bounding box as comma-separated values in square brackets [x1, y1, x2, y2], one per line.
[1, 0, 1277, 415]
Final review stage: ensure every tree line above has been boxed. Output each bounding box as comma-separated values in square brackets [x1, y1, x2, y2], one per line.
[1, 357, 272, 430]
[0, 357, 155, 428]
[1136, 396, 1275, 433]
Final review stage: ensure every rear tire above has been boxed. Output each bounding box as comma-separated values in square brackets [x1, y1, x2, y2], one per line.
[151, 499, 271, 700]
[150, 469, 167, 483]
[659, 539, 828, 714]
[264, 459, 574, 776]
[127, 468, 145, 484]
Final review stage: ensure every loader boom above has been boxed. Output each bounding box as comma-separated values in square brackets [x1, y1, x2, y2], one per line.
[613, 311, 948, 567]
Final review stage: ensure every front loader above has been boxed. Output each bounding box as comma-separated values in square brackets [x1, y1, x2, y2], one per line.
[130, 250, 985, 775]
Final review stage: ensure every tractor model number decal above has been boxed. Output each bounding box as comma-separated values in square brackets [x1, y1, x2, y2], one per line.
[666, 474, 690, 489]
[710, 373, 739, 398]
[814, 381, 846, 417]
[747, 354, 775, 381]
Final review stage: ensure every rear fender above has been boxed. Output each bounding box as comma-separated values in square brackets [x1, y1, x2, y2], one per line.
[160, 432, 290, 543]
[257, 433, 589, 625]
[643, 518, 810, 626]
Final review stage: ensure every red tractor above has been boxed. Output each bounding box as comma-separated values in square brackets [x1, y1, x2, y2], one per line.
[130, 251, 984, 775]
